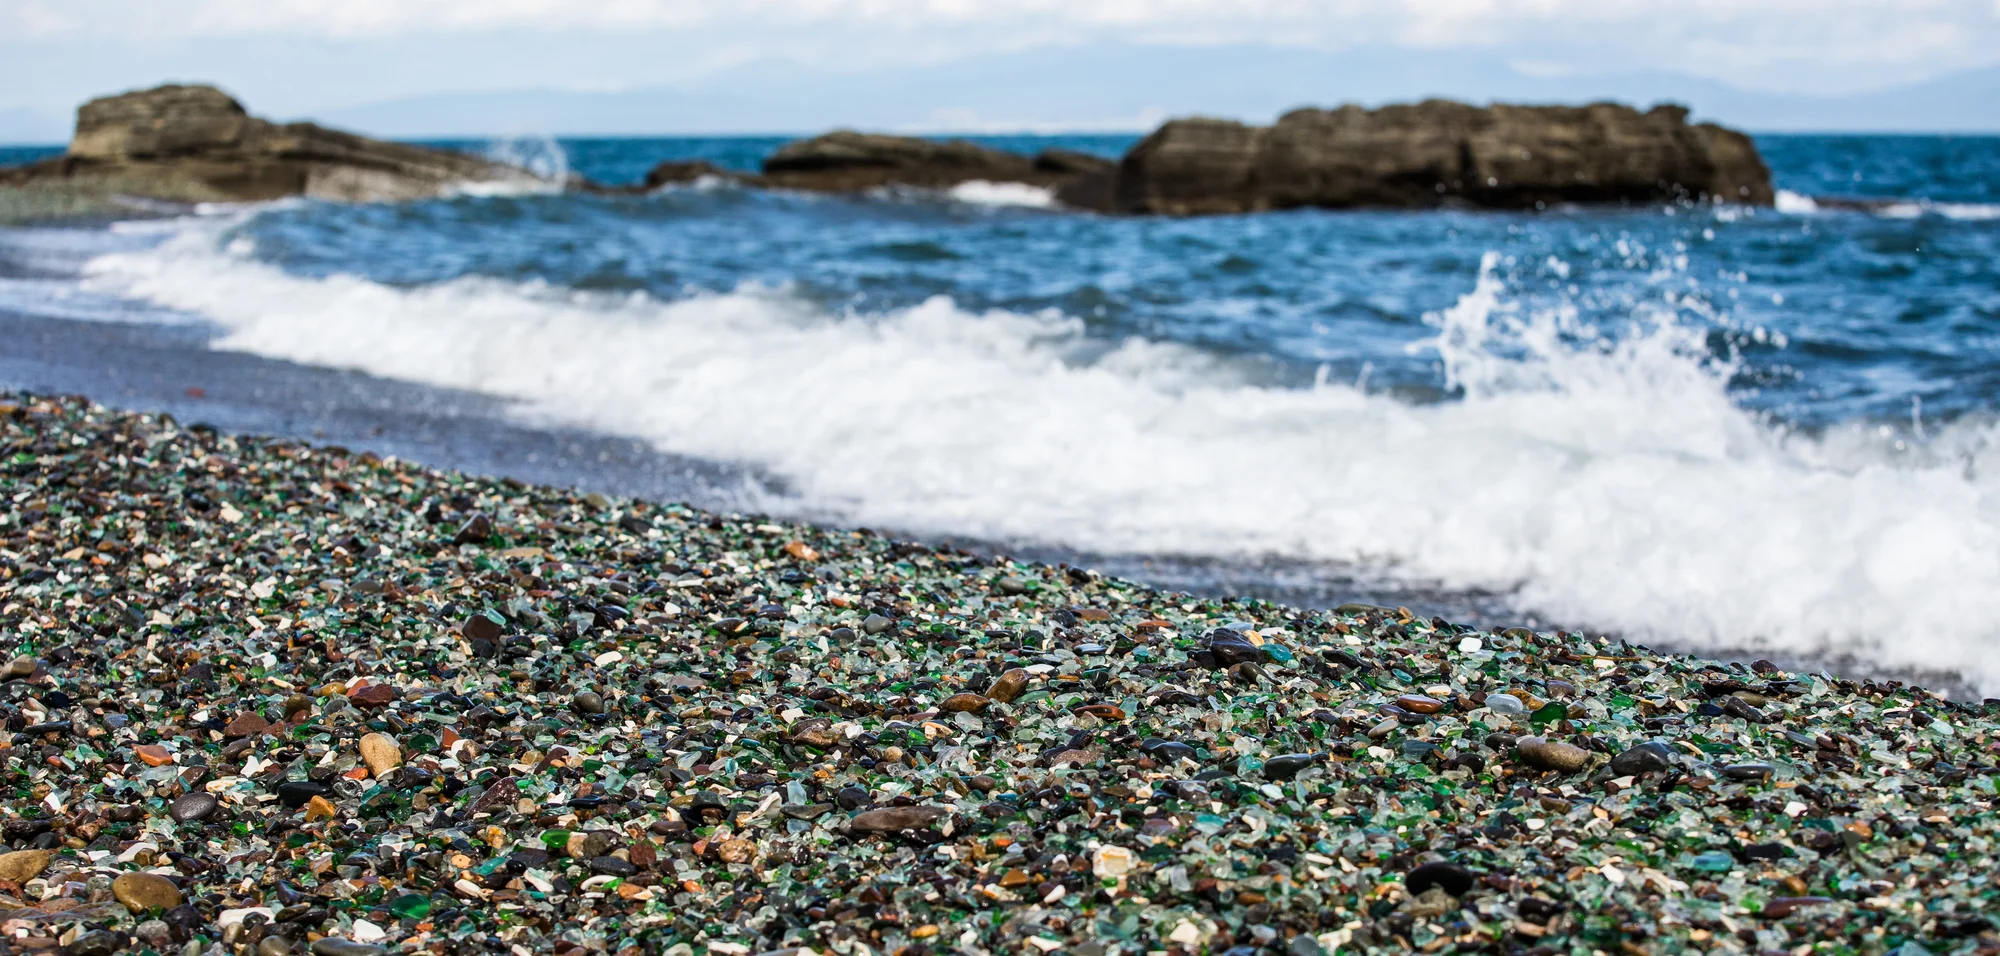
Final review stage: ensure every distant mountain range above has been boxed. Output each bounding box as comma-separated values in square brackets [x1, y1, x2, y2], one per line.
[5, 44, 1999, 144]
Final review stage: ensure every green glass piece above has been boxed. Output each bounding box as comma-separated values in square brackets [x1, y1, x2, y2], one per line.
[387, 894, 431, 920]
[1530, 702, 1569, 726]
[1689, 850, 1735, 873]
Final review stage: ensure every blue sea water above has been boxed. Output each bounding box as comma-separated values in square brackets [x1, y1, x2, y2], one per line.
[6, 131, 2000, 688]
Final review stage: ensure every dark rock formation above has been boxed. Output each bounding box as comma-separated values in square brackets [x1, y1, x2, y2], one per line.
[640, 160, 735, 190]
[0, 84, 542, 208]
[756, 130, 1109, 194]
[737, 101, 1767, 215]
[1105, 101, 1772, 215]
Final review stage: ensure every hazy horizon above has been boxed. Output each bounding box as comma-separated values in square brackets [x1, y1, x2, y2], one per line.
[5, 1, 2000, 144]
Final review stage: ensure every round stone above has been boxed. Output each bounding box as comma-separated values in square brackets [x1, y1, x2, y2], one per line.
[170, 792, 220, 823]
[112, 872, 184, 912]
[1609, 741, 1677, 777]
[1515, 736, 1592, 773]
[985, 668, 1030, 703]
[1405, 861, 1475, 897]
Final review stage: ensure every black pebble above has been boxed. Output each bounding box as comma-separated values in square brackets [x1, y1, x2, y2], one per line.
[275, 780, 332, 809]
[1263, 753, 1320, 780]
[1405, 861, 1476, 897]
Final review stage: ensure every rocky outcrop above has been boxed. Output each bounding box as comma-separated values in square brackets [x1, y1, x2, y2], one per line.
[1105, 101, 1772, 215]
[755, 131, 1111, 194]
[0, 84, 543, 206]
[733, 102, 1768, 214]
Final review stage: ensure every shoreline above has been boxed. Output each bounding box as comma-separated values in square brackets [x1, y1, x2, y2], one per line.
[0, 304, 1983, 699]
[0, 389, 1996, 954]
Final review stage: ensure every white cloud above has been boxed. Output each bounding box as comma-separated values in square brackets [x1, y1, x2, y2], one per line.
[3, 0, 1997, 100]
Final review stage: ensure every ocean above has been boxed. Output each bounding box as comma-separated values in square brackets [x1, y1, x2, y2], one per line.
[3, 132, 1999, 691]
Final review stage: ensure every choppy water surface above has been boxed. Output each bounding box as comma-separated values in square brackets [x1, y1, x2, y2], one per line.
[6, 132, 2000, 690]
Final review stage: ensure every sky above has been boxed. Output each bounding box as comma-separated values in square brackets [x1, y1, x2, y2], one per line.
[4, 0, 2000, 139]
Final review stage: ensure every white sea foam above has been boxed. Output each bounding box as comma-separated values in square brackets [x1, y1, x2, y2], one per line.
[1773, 190, 1819, 214]
[78, 224, 2000, 693]
[1876, 200, 2000, 221]
[946, 181, 1059, 208]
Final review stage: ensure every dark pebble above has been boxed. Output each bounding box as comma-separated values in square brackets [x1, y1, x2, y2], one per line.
[1609, 741, 1677, 776]
[1405, 861, 1475, 897]
[276, 780, 332, 809]
[1262, 753, 1320, 780]
[170, 793, 220, 823]
[587, 856, 635, 876]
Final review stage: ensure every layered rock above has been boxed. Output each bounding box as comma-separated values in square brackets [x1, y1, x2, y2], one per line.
[1, 84, 543, 206]
[731, 101, 1769, 215]
[1107, 101, 1772, 215]
[754, 130, 1111, 193]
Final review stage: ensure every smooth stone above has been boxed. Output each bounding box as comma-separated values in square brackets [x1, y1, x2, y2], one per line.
[312, 940, 390, 956]
[834, 786, 872, 810]
[170, 792, 220, 823]
[1515, 737, 1592, 773]
[1609, 741, 1677, 776]
[1405, 861, 1475, 897]
[1485, 693, 1527, 716]
[461, 613, 502, 643]
[1139, 738, 1197, 763]
[0, 849, 52, 883]
[358, 732, 403, 778]
[1396, 694, 1445, 715]
[1720, 696, 1772, 723]
[587, 855, 635, 876]
[1201, 629, 1263, 668]
[112, 872, 184, 911]
[572, 691, 607, 716]
[1262, 753, 1320, 780]
[0, 656, 38, 680]
[260, 937, 298, 956]
[985, 668, 1030, 703]
[862, 614, 894, 635]
[1723, 762, 1776, 781]
[65, 932, 122, 956]
[848, 806, 948, 833]
[1742, 842, 1786, 860]
[134, 920, 173, 946]
[938, 693, 990, 713]
[993, 576, 1030, 596]
[276, 780, 333, 809]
